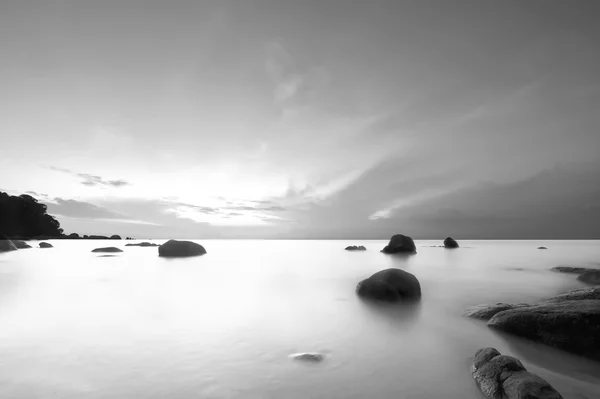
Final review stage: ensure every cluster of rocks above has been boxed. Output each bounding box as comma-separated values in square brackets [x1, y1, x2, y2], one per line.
[551, 266, 600, 285]
[345, 245, 366, 251]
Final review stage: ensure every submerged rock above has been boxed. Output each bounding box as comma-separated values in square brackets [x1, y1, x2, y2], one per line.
[465, 303, 530, 320]
[91, 247, 123, 253]
[487, 300, 600, 360]
[39, 242, 53, 248]
[0, 234, 17, 252]
[356, 268, 421, 302]
[158, 240, 206, 257]
[577, 271, 600, 286]
[472, 347, 562, 399]
[125, 242, 160, 247]
[12, 240, 32, 249]
[443, 237, 459, 248]
[345, 245, 366, 251]
[381, 234, 416, 254]
[289, 352, 324, 362]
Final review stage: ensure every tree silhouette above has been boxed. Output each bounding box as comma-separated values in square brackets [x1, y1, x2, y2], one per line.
[0, 192, 63, 238]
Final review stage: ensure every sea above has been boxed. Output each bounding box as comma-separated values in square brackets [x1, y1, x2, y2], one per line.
[0, 239, 599, 399]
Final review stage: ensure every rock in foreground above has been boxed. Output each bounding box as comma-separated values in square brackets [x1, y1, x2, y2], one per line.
[39, 242, 53, 248]
[464, 303, 530, 320]
[356, 268, 421, 302]
[158, 240, 206, 257]
[125, 242, 160, 247]
[0, 235, 17, 252]
[91, 247, 123, 253]
[488, 300, 600, 360]
[472, 347, 562, 399]
[577, 271, 600, 285]
[381, 234, 416, 254]
[549, 286, 600, 301]
[443, 237, 459, 248]
[345, 245, 366, 251]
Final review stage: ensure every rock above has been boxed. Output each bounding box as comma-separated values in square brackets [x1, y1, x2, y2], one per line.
[443, 237, 459, 248]
[91, 247, 123, 253]
[83, 235, 89, 239]
[465, 303, 530, 320]
[487, 300, 600, 360]
[577, 271, 600, 285]
[538, 246, 548, 249]
[0, 234, 17, 252]
[472, 347, 562, 399]
[549, 286, 600, 301]
[158, 240, 206, 257]
[12, 240, 32, 249]
[289, 352, 324, 362]
[39, 242, 53, 248]
[88, 235, 109, 239]
[356, 268, 421, 302]
[67, 233, 80, 239]
[125, 242, 160, 247]
[110, 235, 122, 240]
[551, 266, 598, 274]
[381, 234, 416, 254]
[345, 245, 366, 251]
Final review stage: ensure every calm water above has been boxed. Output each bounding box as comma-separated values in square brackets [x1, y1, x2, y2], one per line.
[0, 239, 599, 399]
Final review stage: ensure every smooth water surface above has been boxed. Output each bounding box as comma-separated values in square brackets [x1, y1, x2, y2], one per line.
[0, 240, 599, 399]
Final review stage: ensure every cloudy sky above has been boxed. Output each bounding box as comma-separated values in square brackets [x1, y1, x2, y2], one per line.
[1, 0, 599, 239]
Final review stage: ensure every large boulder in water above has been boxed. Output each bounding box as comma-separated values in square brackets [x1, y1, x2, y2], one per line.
[472, 347, 562, 399]
[487, 300, 600, 360]
[158, 240, 206, 257]
[39, 242, 53, 248]
[443, 237, 459, 248]
[464, 303, 530, 320]
[577, 271, 600, 285]
[381, 234, 416, 254]
[91, 247, 123, 253]
[356, 268, 421, 302]
[0, 234, 17, 252]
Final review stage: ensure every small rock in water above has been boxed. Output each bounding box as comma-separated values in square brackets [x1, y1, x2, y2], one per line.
[91, 247, 123, 253]
[443, 237, 459, 248]
[538, 246, 548, 249]
[345, 245, 366, 251]
[39, 242, 53, 248]
[289, 352, 324, 362]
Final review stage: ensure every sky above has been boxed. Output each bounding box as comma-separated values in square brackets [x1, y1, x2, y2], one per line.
[1, 0, 599, 239]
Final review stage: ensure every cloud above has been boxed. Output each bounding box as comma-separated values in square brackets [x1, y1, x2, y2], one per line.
[48, 166, 131, 187]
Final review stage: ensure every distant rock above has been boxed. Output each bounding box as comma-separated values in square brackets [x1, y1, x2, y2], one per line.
[356, 268, 421, 302]
[472, 347, 562, 399]
[443, 237, 459, 248]
[39, 242, 53, 248]
[381, 234, 416, 254]
[110, 235, 122, 240]
[83, 235, 89, 239]
[345, 245, 366, 251]
[67, 233, 80, 239]
[577, 271, 600, 286]
[551, 266, 598, 274]
[488, 300, 600, 360]
[12, 240, 32, 249]
[289, 352, 324, 362]
[0, 234, 17, 252]
[158, 240, 206, 257]
[538, 246, 548, 249]
[465, 303, 530, 320]
[88, 235, 109, 240]
[91, 247, 123, 253]
[125, 242, 160, 247]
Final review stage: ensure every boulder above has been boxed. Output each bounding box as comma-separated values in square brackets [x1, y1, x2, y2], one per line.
[538, 246, 548, 249]
[289, 352, 324, 362]
[487, 300, 600, 360]
[549, 286, 600, 301]
[381, 234, 416, 254]
[110, 235, 122, 240]
[577, 271, 600, 285]
[39, 242, 53, 248]
[443, 237, 459, 248]
[0, 234, 17, 252]
[465, 303, 530, 320]
[67, 233, 80, 239]
[158, 240, 206, 257]
[472, 347, 562, 399]
[12, 240, 32, 249]
[91, 247, 123, 253]
[551, 266, 597, 274]
[345, 245, 366, 251]
[125, 242, 160, 247]
[356, 268, 421, 302]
